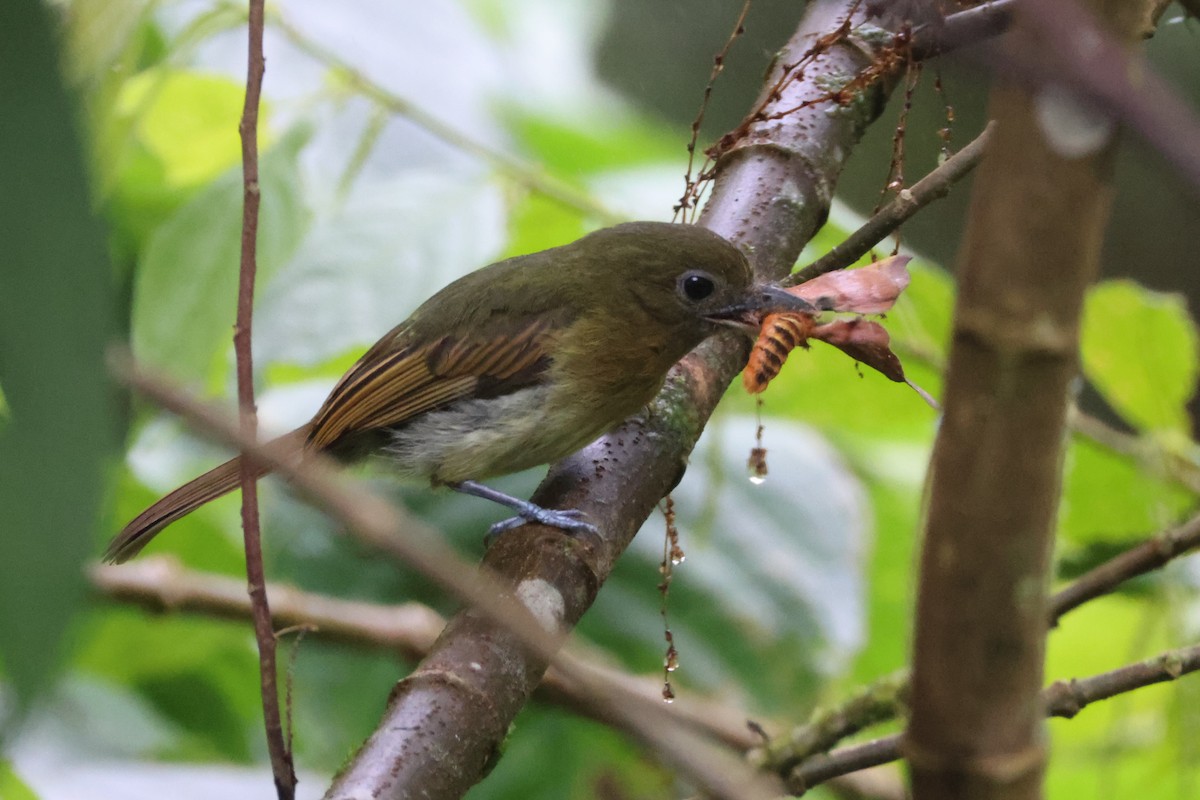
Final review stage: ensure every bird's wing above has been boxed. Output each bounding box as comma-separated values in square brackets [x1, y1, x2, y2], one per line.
[307, 317, 555, 451]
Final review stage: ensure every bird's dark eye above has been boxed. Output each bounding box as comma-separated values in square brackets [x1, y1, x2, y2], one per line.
[679, 271, 716, 301]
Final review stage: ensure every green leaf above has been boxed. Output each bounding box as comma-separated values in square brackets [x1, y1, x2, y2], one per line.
[503, 192, 588, 261]
[253, 170, 505, 369]
[75, 611, 260, 761]
[849, 478, 923, 683]
[0, 760, 39, 800]
[131, 126, 311, 384]
[116, 69, 257, 188]
[1081, 280, 1199, 434]
[887, 260, 955, 362]
[0, 0, 116, 708]
[504, 109, 683, 175]
[1058, 436, 1194, 545]
[62, 0, 154, 88]
[1045, 595, 1196, 799]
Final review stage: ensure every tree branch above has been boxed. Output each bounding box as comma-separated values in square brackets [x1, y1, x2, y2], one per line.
[905, 1, 1149, 794]
[90, 557, 443, 659]
[1049, 510, 1200, 625]
[788, 640, 1200, 794]
[1003, 0, 1200, 196]
[234, 1, 294, 795]
[752, 670, 909, 773]
[790, 122, 993, 284]
[909, 0, 1015, 61]
[94, 554, 911, 799]
[749, 503, 1200, 780]
[89, 557, 758, 752]
[100, 506, 1200, 798]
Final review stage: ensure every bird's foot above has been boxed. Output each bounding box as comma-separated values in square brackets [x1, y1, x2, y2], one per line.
[448, 480, 599, 546]
[486, 506, 598, 544]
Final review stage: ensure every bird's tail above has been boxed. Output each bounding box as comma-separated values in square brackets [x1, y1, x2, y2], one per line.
[104, 427, 309, 564]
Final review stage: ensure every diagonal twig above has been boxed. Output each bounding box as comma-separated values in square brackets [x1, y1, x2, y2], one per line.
[787, 640, 1200, 794]
[790, 122, 993, 284]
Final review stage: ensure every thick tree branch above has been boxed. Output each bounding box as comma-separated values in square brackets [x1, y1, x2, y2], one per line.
[906, 2, 1153, 798]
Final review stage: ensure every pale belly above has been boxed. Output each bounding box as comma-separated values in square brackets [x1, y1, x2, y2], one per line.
[384, 385, 623, 484]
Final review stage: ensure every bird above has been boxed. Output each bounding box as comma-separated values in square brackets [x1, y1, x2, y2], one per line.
[105, 221, 813, 563]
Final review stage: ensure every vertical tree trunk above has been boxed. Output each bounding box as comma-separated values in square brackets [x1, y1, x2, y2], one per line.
[906, 3, 1153, 798]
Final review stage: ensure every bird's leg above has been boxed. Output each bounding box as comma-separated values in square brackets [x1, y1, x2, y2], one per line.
[448, 480, 599, 543]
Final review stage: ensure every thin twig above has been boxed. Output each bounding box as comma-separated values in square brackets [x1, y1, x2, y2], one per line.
[753, 670, 908, 774]
[1049, 510, 1200, 625]
[1069, 407, 1200, 494]
[90, 556, 443, 657]
[790, 122, 992, 284]
[787, 640, 1200, 794]
[755, 505, 1200, 782]
[909, 0, 1015, 61]
[235, 1, 294, 796]
[1041, 642, 1200, 717]
[88, 556, 759, 752]
[676, 0, 753, 223]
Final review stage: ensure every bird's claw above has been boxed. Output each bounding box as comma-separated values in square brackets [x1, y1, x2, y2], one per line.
[485, 507, 599, 546]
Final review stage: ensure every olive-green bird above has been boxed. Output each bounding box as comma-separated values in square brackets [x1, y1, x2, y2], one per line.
[105, 221, 812, 563]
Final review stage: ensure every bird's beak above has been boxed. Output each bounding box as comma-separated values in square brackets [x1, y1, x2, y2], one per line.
[705, 284, 814, 332]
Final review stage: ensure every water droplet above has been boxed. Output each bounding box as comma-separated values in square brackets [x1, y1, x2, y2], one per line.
[749, 475, 766, 485]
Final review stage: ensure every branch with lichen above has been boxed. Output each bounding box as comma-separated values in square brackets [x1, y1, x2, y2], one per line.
[785, 640, 1200, 795]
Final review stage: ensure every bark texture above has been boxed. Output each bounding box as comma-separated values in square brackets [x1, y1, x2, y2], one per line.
[905, 3, 1149, 798]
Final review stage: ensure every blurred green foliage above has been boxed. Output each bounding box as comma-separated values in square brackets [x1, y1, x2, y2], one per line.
[0, 0, 116, 721]
[2, 2, 1197, 799]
